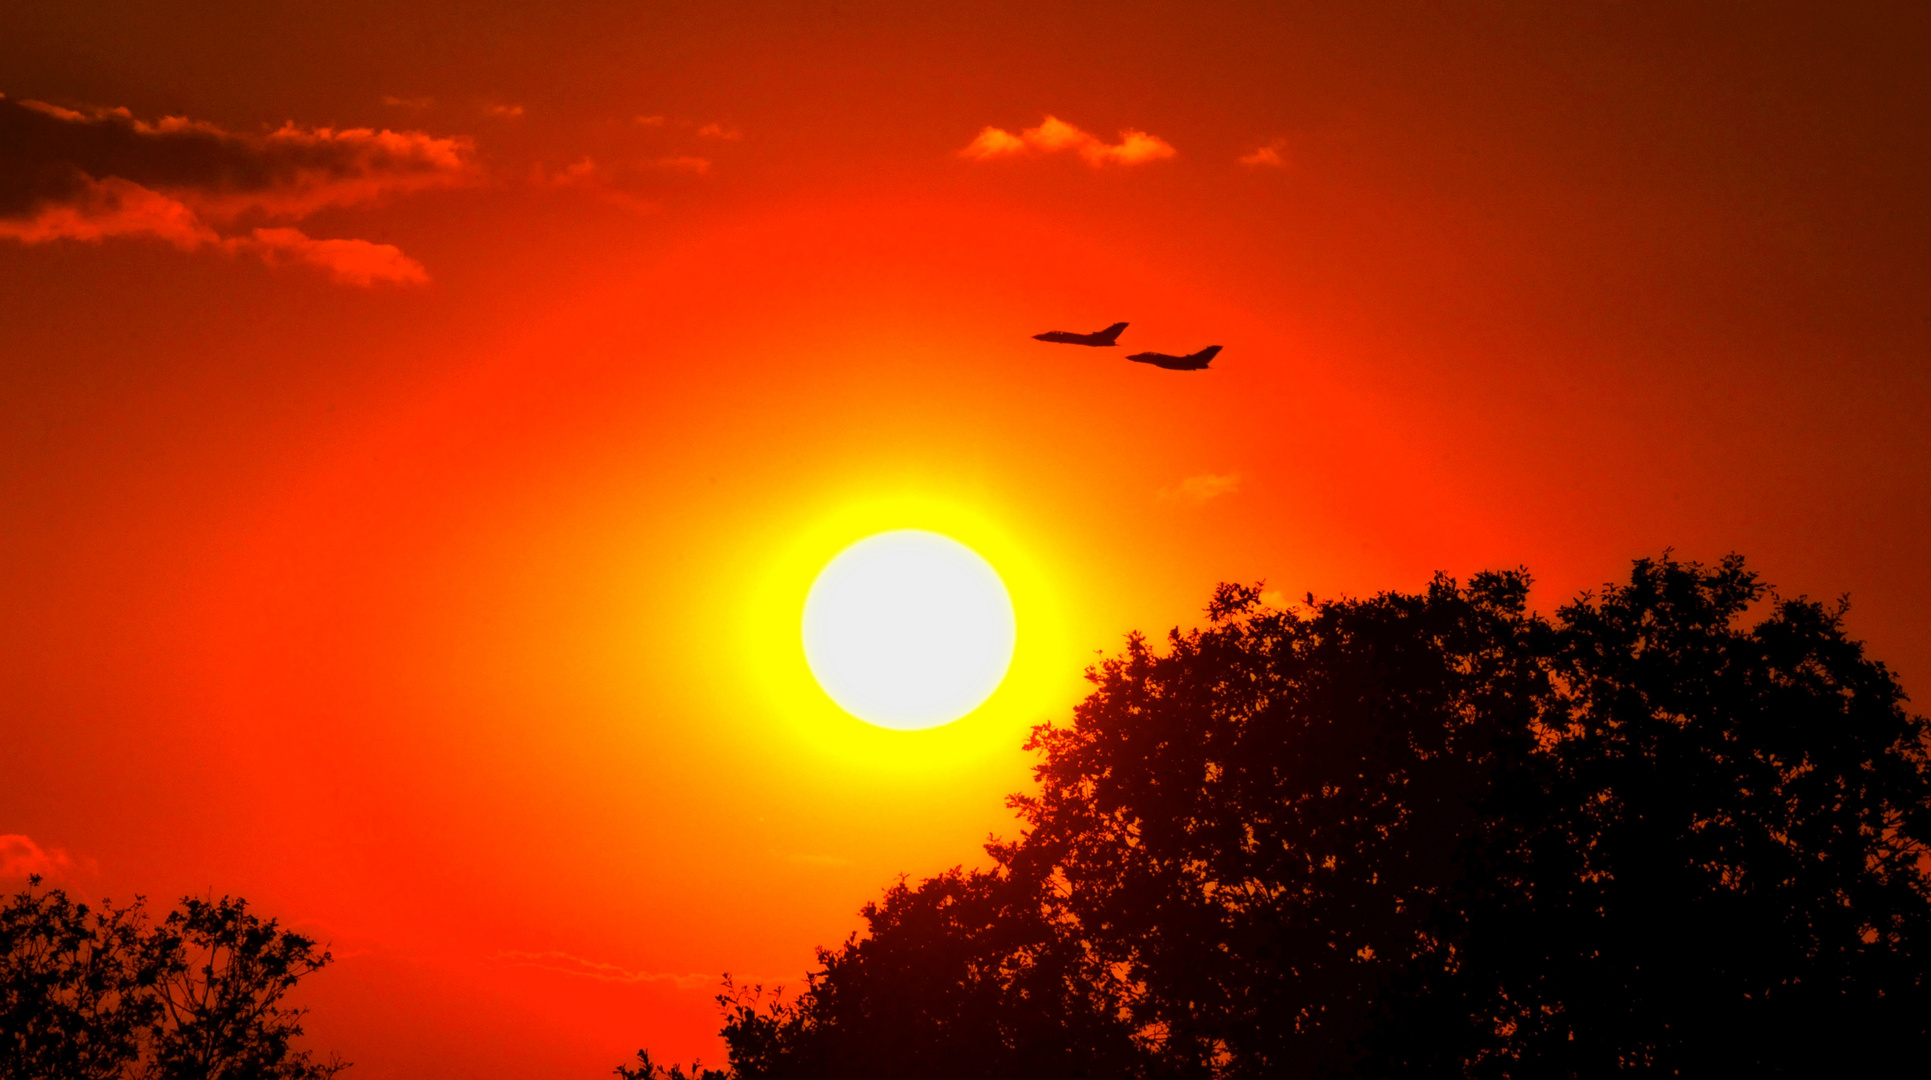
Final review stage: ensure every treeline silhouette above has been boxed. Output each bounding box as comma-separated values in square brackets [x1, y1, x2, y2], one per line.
[6, 554, 1925, 1078]
[630, 554, 1931, 1079]
[0, 882, 344, 1080]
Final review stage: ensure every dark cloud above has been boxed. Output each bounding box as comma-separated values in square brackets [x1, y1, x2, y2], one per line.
[0, 95, 473, 285]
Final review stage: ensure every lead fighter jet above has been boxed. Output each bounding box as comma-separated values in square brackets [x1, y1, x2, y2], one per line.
[1033, 321, 1128, 346]
[1128, 345, 1221, 371]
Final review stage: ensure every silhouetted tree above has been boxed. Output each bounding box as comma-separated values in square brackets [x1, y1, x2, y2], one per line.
[0, 880, 345, 1080]
[660, 555, 1931, 1079]
[1375, 555, 1931, 1076]
[0, 880, 160, 1080]
[1035, 573, 1550, 1077]
[141, 895, 345, 1080]
[717, 869, 1151, 1080]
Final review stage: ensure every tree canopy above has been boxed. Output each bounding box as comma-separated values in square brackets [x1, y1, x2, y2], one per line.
[678, 555, 1931, 1079]
[1, 881, 345, 1080]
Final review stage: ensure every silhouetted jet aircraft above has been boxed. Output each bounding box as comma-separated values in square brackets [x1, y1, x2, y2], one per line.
[1033, 322, 1128, 346]
[1128, 345, 1222, 371]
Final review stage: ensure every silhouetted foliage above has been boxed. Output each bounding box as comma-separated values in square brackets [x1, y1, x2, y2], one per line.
[615, 1048, 730, 1080]
[653, 554, 1931, 1079]
[1375, 556, 1931, 1076]
[0, 880, 160, 1080]
[0, 879, 345, 1080]
[715, 872, 1148, 1080]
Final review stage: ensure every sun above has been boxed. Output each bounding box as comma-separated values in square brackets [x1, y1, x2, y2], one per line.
[802, 530, 1017, 730]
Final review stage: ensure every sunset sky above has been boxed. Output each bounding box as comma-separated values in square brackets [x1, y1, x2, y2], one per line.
[5, 3, 1930, 1076]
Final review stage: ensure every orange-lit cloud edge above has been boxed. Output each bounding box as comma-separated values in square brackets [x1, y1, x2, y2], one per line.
[960, 115, 1178, 166]
[0, 95, 474, 284]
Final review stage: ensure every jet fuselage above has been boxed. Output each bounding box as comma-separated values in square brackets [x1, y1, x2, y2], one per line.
[1033, 321, 1128, 346]
[1127, 345, 1221, 370]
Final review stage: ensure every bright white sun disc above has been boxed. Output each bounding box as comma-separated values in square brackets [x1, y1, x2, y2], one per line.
[802, 530, 1017, 730]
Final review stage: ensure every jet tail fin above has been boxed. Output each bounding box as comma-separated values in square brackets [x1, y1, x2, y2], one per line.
[1097, 322, 1128, 344]
[1194, 345, 1222, 365]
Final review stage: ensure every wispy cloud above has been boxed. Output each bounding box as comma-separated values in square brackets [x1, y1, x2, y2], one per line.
[382, 95, 435, 110]
[695, 122, 740, 141]
[1239, 138, 1290, 168]
[959, 115, 1177, 167]
[529, 156, 603, 188]
[0, 175, 220, 248]
[0, 96, 473, 285]
[634, 114, 668, 127]
[485, 103, 525, 119]
[528, 156, 667, 214]
[1161, 472, 1242, 502]
[0, 835, 81, 881]
[494, 950, 717, 990]
[232, 227, 428, 286]
[959, 126, 1027, 159]
[650, 155, 711, 175]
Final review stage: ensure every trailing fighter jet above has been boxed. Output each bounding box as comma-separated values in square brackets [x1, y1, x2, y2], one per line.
[1033, 322, 1128, 346]
[1127, 345, 1221, 371]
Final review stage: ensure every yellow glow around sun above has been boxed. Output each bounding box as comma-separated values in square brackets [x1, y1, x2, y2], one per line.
[737, 490, 1073, 774]
[803, 531, 1015, 730]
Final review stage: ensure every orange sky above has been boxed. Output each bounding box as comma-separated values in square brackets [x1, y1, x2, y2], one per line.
[5, 3, 1931, 1076]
